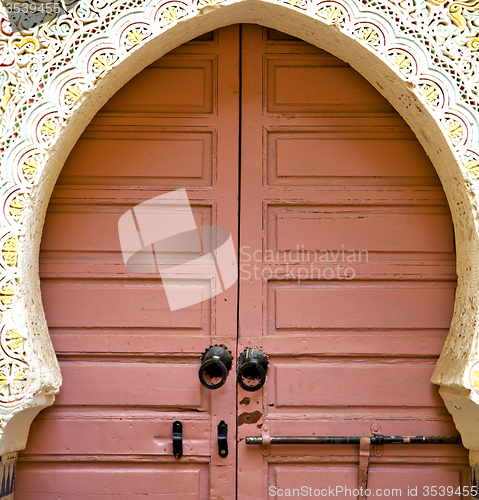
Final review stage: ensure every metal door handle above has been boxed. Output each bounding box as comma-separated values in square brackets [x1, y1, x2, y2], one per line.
[218, 420, 228, 458]
[199, 345, 233, 389]
[173, 421, 183, 459]
[237, 347, 269, 392]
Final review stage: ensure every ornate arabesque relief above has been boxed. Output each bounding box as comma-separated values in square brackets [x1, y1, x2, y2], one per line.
[0, 0, 478, 451]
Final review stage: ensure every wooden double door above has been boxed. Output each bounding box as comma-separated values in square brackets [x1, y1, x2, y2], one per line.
[16, 24, 468, 499]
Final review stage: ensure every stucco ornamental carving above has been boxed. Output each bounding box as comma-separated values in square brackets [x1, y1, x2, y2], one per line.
[0, 0, 479, 458]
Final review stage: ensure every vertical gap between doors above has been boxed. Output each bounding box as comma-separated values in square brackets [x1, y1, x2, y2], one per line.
[235, 22, 243, 500]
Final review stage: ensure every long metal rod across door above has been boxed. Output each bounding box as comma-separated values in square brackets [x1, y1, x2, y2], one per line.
[16, 23, 468, 500]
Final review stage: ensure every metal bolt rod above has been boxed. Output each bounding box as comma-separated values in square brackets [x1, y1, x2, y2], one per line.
[245, 435, 462, 445]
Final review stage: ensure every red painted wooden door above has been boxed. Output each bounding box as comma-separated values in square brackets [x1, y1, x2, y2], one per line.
[16, 25, 469, 499]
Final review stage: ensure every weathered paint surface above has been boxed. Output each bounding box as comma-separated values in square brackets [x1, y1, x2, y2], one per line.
[16, 27, 240, 499]
[15, 25, 469, 498]
[237, 25, 469, 498]
[3, 0, 479, 463]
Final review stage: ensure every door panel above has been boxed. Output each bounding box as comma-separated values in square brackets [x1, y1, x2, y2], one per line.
[237, 25, 467, 499]
[272, 209, 454, 252]
[16, 27, 239, 500]
[269, 132, 441, 182]
[101, 57, 215, 113]
[266, 58, 395, 113]
[272, 284, 455, 329]
[62, 131, 215, 185]
[17, 466, 210, 500]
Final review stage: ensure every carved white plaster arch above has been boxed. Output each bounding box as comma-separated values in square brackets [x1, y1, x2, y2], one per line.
[1, 0, 479, 474]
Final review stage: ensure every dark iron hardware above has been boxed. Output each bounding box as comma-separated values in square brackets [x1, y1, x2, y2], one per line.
[237, 347, 269, 392]
[245, 435, 462, 445]
[218, 420, 228, 458]
[199, 345, 233, 389]
[173, 420, 183, 459]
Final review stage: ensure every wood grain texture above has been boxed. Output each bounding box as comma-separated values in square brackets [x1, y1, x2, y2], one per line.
[17, 27, 240, 500]
[237, 25, 467, 500]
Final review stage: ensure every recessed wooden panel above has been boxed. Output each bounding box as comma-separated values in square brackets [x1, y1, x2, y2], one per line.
[40, 207, 210, 253]
[268, 133, 438, 184]
[22, 417, 210, 456]
[101, 57, 215, 114]
[190, 31, 216, 42]
[41, 212, 123, 253]
[273, 284, 455, 330]
[267, 58, 395, 113]
[270, 207, 454, 253]
[266, 28, 304, 42]
[58, 132, 213, 186]
[49, 330, 212, 355]
[41, 280, 206, 329]
[55, 361, 203, 407]
[368, 468, 462, 493]
[15, 467, 208, 500]
[272, 466, 357, 493]
[271, 466, 465, 498]
[275, 361, 443, 407]
[261, 333, 449, 356]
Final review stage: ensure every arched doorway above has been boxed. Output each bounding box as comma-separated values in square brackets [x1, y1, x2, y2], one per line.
[15, 24, 469, 499]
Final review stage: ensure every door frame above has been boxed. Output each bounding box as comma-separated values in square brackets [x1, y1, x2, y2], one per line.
[2, 0, 479, 477]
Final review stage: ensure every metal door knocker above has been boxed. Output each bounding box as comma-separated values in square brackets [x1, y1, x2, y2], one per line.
[199, 344, 233, 389]
[237, 347, 269, 392]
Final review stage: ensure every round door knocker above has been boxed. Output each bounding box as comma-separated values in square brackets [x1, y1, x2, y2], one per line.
[237, 347, 269, 392]
[199, 345, 233, 389]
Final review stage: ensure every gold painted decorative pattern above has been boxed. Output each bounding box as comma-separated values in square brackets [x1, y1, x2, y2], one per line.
[447, 121, 463, 138]
[127, 29, 144, 45]
[41, 121, 57, 137]
[422, 85, 439, 102]
[163, 6, 179, 22]
[0, 287, 15, 307]
[93, 55, 111, 72]
[65, 86, 82, 102]
[8, 199, 23, 219]
[361, 26, 379, 45]
[2, 238, 17, 268]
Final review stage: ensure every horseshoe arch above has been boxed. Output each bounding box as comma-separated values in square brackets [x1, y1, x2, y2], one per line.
[1, 0, 479, 482]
